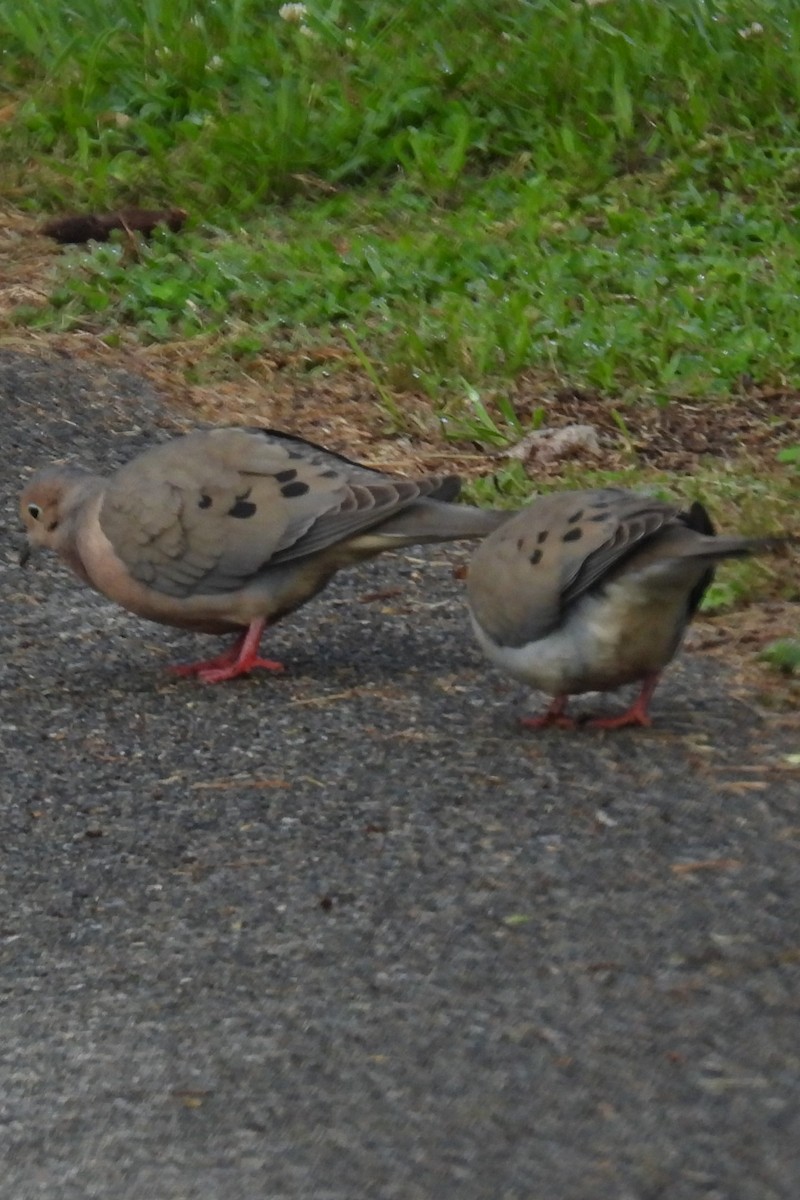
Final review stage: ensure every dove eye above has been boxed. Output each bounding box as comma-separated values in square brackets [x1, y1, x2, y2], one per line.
[27, 503, 42, 520]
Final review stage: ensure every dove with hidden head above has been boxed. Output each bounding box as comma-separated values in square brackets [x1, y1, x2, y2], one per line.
[20, 426, 509, 683]
[466, 486, 797, 731]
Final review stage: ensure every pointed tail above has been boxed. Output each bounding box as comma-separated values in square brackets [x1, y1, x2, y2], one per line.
[684, 532, 798, 562]
[357, 499, 514, 546]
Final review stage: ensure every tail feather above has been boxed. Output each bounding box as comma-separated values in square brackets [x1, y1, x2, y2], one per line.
[686, 533, 798, 562]
[682, 501, 796, 560]
[358, 499, 513, 545]
[428, 476, 462, 503]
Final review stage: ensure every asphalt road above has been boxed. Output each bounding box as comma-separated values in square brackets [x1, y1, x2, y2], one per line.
[1, 349, 799, 1200]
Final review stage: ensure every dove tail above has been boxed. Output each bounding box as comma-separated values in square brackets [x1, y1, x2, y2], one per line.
[366, 500, 513, 545]
[692, 533, 798, 561]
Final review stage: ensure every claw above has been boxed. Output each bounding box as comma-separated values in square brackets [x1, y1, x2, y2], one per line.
[520, 695, 577, 731]
[198, 655, 285, 684]
[586, 709, 652, 731]
[586, 673, 660, 731]
[168, 643, 243, 678]
[168, 618, 285, 683]
[520, 674, 663, 732]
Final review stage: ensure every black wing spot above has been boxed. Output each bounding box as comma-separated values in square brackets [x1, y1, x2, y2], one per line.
[229, 499, 257, 519]
[567, 509, 583, 524]
[198, 494, 212, 509]
[588, 513, 609, 522]
[516, 537, 525, 551]
[563, 527, 583, 542]
[536, 530, 548, 544]
[275, 469, 297, 483]
[529, 548, 543, 565]
[320, 469, 339, 479]
[282, 481, 310, 498]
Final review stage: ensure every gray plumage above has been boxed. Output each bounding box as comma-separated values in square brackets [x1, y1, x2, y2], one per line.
[467, 487, 796, 730]
[20, 426, 508, 681]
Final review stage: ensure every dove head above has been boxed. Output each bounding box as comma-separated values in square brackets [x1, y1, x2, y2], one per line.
[19, 466, 100, 561]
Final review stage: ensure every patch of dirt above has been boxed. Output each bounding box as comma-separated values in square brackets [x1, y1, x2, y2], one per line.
[507, 374, 799, 478]
[0, 209, 59, 316]
[688, 602, 800, 714]
[3, 322, 798, 481]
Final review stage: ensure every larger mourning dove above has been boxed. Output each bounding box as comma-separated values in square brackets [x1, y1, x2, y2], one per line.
[20, 426, 508, 682]
[466, 487, 797, 730]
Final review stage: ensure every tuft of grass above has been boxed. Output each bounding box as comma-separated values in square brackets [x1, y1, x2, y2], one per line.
[760, 640, 800, 675]
[777, 446, 800, 468]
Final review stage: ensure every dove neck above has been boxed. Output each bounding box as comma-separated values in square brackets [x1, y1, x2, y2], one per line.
[56, 473, 105, 571]
[60, 470, 103, 513]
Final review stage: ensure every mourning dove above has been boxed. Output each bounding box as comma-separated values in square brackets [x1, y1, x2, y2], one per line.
[20, 426, 508, 682]
[466, 487, 797, 730]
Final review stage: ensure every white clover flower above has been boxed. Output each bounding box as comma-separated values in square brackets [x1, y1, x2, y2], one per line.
[206, 55, 223, 71]
[738, 21, 764, 39]
[298, 23, 317, 38]
[279, 3, 308, 22]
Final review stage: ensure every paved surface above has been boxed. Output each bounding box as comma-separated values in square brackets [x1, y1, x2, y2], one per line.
[1, 349, 799, 1200]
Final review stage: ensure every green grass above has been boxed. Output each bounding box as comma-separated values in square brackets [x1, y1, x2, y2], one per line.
[3, 0, 800, 207]
[2, 0, 800, 468]
[23, 162, 800, 406]
[760, 638, 800, 674]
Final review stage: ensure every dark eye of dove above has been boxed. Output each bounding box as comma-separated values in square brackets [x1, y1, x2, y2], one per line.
[27, 503, 42, 520]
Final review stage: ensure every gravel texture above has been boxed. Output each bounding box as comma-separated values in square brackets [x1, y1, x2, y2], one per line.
[1, 350, 799, 1200]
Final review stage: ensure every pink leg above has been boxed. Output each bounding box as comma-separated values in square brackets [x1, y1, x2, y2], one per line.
[520, 695, 577, 731]
[587, 673, 661, 731]
[168, 619, 285, 683]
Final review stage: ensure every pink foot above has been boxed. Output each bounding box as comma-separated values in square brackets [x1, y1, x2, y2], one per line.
[198, 655, 285, 684]
[520, 696, 577, 731]
[586, 708, 652, 731]
[586, 673, 660, 731]
[168, 619, 285, 683]
[169, 641, 243, 678]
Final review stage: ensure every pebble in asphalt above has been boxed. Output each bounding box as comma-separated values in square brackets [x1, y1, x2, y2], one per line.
[1, 350, 799, 1199]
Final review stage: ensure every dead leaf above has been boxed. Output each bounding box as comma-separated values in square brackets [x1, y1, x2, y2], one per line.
[41, 207, 187, 245]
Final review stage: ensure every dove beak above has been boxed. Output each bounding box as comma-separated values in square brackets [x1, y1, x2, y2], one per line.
[19, 540, 32, 567]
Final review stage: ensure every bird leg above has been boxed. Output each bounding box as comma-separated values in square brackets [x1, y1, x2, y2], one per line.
[520, 695, 577, 731]
[168, 618, 285, 683]
[586, 673, 660, 731]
